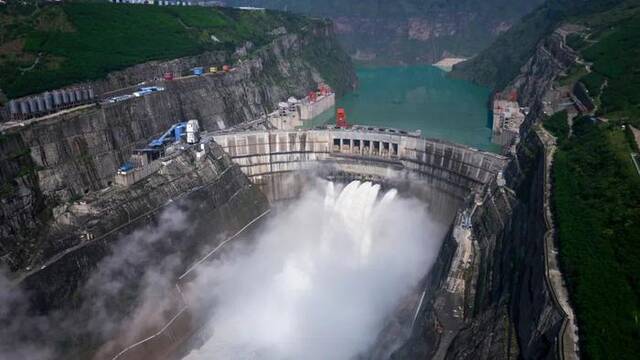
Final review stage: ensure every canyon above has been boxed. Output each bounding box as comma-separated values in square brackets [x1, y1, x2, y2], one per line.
[221, 0, 544, 65]
[1, 3, 586, 360]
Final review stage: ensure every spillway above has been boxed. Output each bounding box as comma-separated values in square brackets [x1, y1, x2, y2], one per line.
[180, 180, 445, 359]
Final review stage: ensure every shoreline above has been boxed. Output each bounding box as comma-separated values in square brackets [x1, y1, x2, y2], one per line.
[433, 57, 468, 72]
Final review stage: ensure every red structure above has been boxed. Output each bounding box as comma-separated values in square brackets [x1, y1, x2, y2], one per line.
[308, 91, 318, 102]
[319, 84, 332, 96]
[336, 108, 348, 128]
[163, 72, 174, 81]
[508, 90, 518, 102]
[222, 65, 231, 72]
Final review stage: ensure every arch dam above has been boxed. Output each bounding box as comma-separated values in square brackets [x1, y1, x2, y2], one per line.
[211, 125, 508, 222]
[107, 125, 511, 360]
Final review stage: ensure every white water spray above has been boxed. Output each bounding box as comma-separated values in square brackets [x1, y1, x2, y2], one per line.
[183, 180, 444, 360]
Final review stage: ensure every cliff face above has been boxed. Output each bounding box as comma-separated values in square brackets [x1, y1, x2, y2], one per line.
[222, 0, 543, 65]
[0, 23, 355, 272]
[394, 23, 577, 360]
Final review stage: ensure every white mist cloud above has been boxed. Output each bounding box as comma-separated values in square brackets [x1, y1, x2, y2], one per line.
[0, 205, 191, 360]
[183, 180, 445, 360]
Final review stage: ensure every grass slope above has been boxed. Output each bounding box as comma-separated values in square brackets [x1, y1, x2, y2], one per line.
[0, 2, 309, 98]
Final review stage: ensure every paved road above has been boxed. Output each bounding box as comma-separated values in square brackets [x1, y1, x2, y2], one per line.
[538, 126, 580, 360]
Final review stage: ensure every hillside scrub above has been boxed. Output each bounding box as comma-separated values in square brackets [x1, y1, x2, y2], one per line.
[552, 118, 640, 360]
[543, 110, 569, 143]
[0, 2, 310, 98]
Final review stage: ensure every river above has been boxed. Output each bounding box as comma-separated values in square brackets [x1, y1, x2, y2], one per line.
[307, 66, 499, 152]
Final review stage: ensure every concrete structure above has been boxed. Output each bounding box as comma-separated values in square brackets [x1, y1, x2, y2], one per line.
[491, 99, 525, 146]
[267, 89, 336, 130]
[298, 92, 335, 120]
[114, 161, 161, 187]
[212, 126, 507, 206]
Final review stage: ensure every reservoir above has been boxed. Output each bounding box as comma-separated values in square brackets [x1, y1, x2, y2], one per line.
[309, 66, 499, 152]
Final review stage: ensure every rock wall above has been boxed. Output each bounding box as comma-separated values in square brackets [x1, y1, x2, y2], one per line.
[22, 142, 268, 310]
[222, 0, 544, 65]
[0, 23, 355, 271]
[393, 23, 579, 360]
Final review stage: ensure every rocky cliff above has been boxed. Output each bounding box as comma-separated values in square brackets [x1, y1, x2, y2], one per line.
[394, 22, 579, 360]
[0, 22, 355, 272]
[222, 0, 543, 65]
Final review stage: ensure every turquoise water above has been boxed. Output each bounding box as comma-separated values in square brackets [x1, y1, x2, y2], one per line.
[307, 66, 499, 152]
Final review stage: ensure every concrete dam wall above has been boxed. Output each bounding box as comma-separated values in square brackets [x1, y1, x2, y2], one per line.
[211, 126, 507, 221]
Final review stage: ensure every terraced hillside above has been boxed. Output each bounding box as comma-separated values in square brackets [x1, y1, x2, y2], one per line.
[0, 1, 310, 99]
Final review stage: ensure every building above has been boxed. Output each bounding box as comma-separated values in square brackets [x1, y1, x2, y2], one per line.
[491, 99, 525, 147]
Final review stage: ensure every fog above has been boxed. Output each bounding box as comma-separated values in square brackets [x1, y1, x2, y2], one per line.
[183, 180, 445, 359]
[0, 206, 190, 360]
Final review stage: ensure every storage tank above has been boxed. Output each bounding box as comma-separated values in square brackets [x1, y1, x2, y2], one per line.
[52, 90, 62, 106]
[36, 96, 46, 113]
[9, 100, 19, 115]
[20, 100, 30, 115]
[62, 90, 70, 104]
[28, 98, 38, 113]
[44, 92, 54, 111]
[74, 89, 82, 102]
[68, 90, 77, 103]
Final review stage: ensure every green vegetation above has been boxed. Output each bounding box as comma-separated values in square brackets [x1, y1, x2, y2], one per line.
[450, 0, 628, 89]
[565, 32, 587, 50]
[463, 1, 640, 357]
[552, 118, 640, 360]
[557, 64, 588, 86]
[225, 0, 544, 65]
[580, 10, 640, 124]
[543, 110, 569, 141]
[579, 72, 606, 98]
[0, 2, 310, 98]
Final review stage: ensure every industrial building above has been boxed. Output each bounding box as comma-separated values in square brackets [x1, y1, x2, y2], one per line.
[2, 86, 96, 122]
[115, 119, 201, 186]
[491, 98, 525, 147]
[267, 85, 335, 130]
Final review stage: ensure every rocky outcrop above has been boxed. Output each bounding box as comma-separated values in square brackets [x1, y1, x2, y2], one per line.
[3, 142, 268, 360]
[509, 28, 578, 121]
[0, 22, 355, 272]
[222, 0, 543, 65]
[21, 142, 268, 311]
[394, 23, 580, 360]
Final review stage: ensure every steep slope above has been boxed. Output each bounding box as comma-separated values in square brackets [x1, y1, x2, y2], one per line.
[0, 1, 322, 98]
[221, 0, 543, 65]
[0, 5, 355, 359]
[450, 0, 627, 89]
[0, 11, 355, 272]
[437, 1, 640, 359]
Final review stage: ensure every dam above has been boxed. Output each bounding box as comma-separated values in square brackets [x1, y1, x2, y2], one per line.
[102, 124, 511, 360]
[211, 126, 507, 217]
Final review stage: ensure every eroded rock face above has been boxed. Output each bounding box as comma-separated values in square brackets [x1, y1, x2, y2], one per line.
[393, 25, 577, 360]
[0, 22, 355, 272]
[222, 0, 544, 65]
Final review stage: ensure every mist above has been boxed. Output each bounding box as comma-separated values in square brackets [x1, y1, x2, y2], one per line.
[183, 180, 445, 359]
[0, 205, 190, 360]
